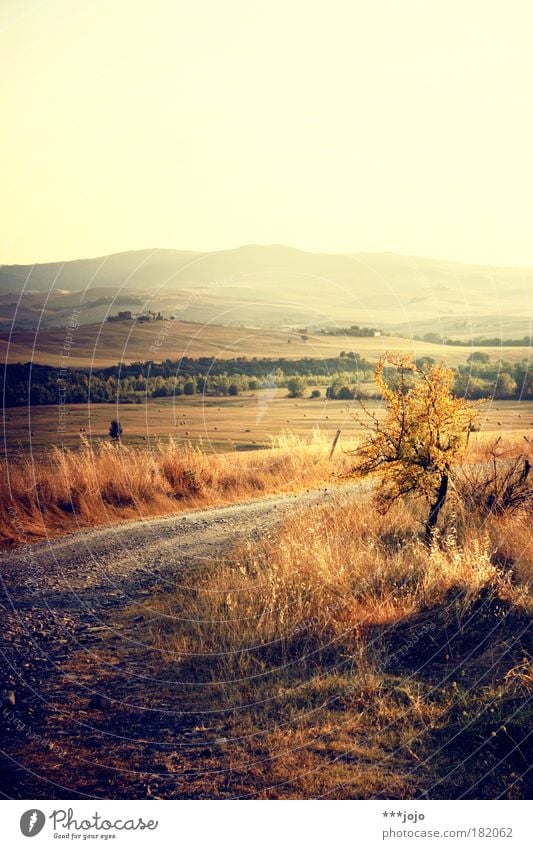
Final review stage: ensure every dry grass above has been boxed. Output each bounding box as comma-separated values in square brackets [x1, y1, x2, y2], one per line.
[3, 436, 531, 799]
[143, 481, 532, 798]
[0, 430, 352, 546]
[4, 394, 531, 458]
[153, 498, 532, 682]
[463, 430, 533, 463]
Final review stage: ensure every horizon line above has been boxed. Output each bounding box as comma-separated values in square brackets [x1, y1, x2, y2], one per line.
[2, 243, 533, 272]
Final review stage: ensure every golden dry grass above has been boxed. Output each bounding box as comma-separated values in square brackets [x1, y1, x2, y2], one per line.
[144, 481, 532, 798]
[153, 497, 532, 683]
[2, 425, 531, 549]
[3, 434, 530, 799]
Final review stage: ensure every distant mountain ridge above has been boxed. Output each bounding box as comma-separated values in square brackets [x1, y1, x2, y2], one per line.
[0, 245, 531, 337]
[3, 244, 532, 294]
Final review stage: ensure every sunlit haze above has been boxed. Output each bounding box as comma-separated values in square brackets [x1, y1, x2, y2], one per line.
[2, 0, 533, 265]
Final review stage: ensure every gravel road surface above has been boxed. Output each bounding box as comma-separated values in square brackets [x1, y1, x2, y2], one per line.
[0, 484, 360, 798]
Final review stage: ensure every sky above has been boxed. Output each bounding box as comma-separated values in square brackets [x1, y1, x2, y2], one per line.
[1, 0, 533, 266]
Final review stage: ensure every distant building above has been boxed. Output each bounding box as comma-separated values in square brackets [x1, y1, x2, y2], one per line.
[117, 310, 132, 320]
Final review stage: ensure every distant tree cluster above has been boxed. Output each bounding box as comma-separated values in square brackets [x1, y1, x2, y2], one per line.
[287, 376, 307, 397]
[2, 354, 374, 407]
[320, 324, 382, 337]
[3, 352, 530, 408]
[419, 332, 532, 347]
[107, 310, 165, 322]
[325, 384, 372, 401]
[453, 359, 532, 400]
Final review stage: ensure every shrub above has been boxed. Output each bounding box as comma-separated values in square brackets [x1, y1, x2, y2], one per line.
[337, 385, 355, 400]
[495, 372, 518, 399]
[109, 419, 122, 440]
[350, 354, 479, 543]
[287, 376, 307, 398]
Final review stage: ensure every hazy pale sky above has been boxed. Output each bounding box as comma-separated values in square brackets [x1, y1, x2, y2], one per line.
[1, 0, 532, 265]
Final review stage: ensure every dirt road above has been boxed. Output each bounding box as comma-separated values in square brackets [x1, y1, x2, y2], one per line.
[0, 484, 360, 798]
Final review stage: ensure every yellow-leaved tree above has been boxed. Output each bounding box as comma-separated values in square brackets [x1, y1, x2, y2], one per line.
[350, 354, 480, 543]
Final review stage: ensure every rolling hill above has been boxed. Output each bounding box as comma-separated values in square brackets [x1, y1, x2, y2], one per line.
[1, 245, 532, 339]
[1, 319, 530, 370]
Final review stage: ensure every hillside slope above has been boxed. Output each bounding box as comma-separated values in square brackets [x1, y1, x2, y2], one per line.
[2, 319, 530, 369]
[1, 245, 531, 337]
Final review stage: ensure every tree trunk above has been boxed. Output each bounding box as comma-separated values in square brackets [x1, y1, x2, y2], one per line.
[424, 472, 449, 544]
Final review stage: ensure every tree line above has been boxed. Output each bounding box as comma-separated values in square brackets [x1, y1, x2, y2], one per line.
[2, 356, 374, 407]
[419, 332, 532, 347]
[2, 353, 531, 407]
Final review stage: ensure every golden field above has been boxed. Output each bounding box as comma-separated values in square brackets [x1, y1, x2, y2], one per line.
[1, 319, 530, 368]
[28, 439, 532, 798]
[1, 398, 532, 549]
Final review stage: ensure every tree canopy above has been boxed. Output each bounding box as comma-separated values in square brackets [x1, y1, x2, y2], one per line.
[350, 354, 480, 541]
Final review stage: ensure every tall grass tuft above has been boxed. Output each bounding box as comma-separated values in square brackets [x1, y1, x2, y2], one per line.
[0, 431, 352, 546]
